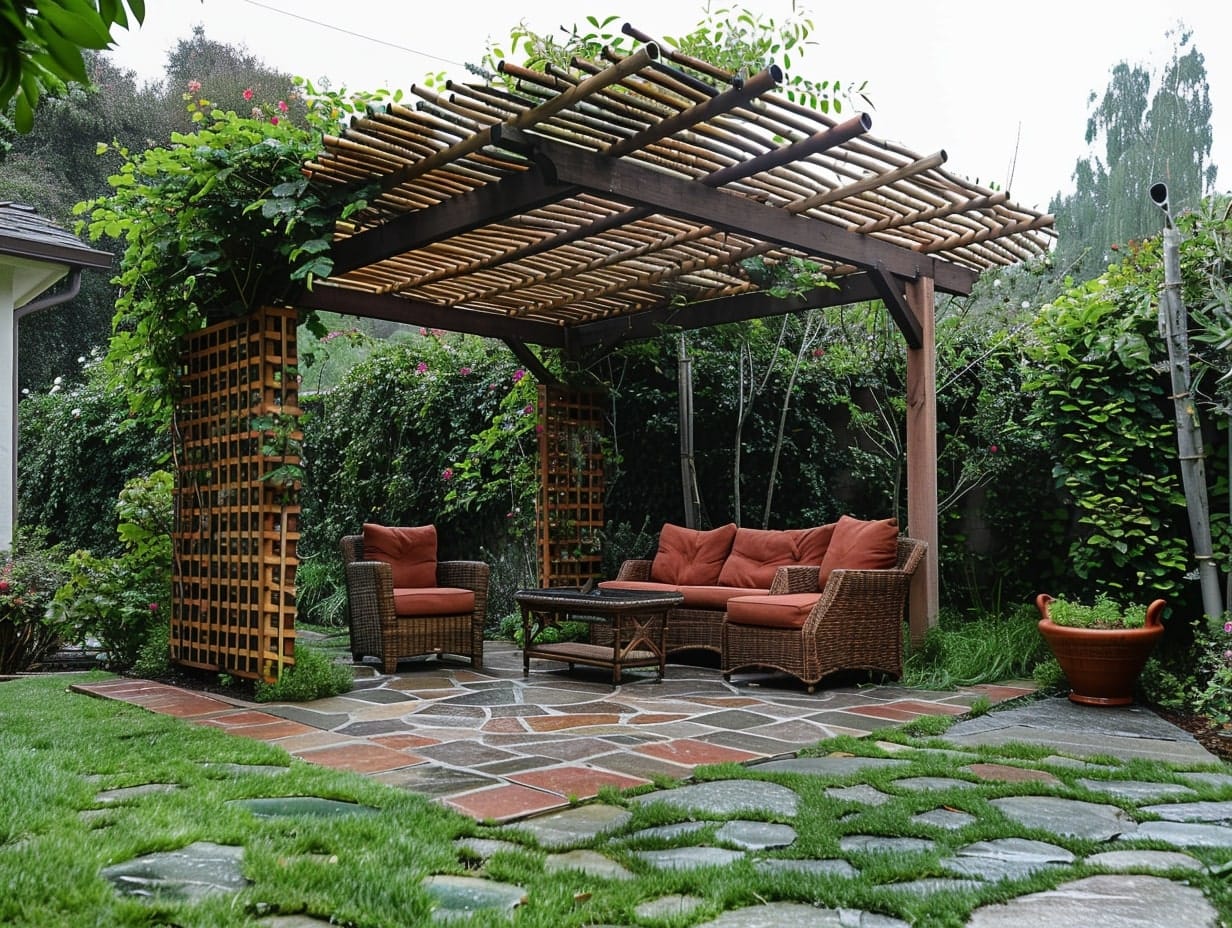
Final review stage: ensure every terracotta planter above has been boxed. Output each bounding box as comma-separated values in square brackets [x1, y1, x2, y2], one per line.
[1036, 594, 1166, 707]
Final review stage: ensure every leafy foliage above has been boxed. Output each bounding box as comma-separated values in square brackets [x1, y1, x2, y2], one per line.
[73, 81, 374, 423]
[1046, 593, 1149, 629]
[0, 529, 72, 673]
[0, 0, 145, 133]
[51, 470, 172, 669]
[253, 643, 353, 702]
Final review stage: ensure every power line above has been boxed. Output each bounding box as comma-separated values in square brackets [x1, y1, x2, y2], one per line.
[241, 0, 469, 69]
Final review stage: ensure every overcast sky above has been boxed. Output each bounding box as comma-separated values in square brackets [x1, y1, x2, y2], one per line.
[105, 0, 1229, 213]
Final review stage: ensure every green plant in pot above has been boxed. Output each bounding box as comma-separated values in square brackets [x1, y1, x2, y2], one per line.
[1035, 593, 1167, 706]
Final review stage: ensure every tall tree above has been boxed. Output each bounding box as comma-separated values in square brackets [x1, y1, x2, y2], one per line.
[1051, 29, 1217, 281]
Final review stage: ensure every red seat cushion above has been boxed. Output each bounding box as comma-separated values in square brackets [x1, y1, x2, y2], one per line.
[649, 522, 737, 585]
[392, 587, 474, 617]
[363, 523, 437, 588]
[725, 593, 822, 629]
[817, 516, 898, 587]
[676, 585, 770, 610]
[717, 525, 834, 588]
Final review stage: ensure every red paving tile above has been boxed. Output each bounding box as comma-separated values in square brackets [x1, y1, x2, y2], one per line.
[294, 742, 426, 774]
[969, 683, 1037, 702]
[630, 713, 689, 725]
[506, 766, 650, 799]
[444, 784, 567, 822]
[370, 733, 442, 751]
[635, 738, 761, 766]
[845, 700, 969, 722]
[196, 718, 317, 740]
[524, 713, 621, 732]
[965, 763, 1061, 784]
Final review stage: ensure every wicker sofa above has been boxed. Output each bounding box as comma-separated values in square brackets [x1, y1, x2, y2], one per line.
[598, 517, 923, 687]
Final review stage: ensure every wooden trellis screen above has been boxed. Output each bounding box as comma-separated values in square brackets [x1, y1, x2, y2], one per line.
[536, 385, 606, 588]
[171, 305, 300, 683]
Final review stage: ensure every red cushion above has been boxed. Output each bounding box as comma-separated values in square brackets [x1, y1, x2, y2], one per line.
[676, 585, 769, 610]
[726, 593, 822, 629]
[392, 586, 474, 617]
[717, 525, 835, 588]
[362, 523, 437, 589]
[649, 522, 737, 585]
[817, 516, 898, 587]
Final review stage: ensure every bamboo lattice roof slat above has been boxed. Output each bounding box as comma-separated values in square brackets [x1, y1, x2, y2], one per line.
[302, 25, 1053, 351]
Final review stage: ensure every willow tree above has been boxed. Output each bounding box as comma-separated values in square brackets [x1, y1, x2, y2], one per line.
[1051, 29, 1217, 282]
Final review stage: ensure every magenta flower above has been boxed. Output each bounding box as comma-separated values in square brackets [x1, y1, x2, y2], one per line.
[187, 79, 202, 94]
[416, 361, 428, 374]
[242, 88, 254, 101]
[277, 100, 289, 113]
[512, 368, 525, 383]
[535, 424, 544, 434]
[442, 467, 454, 481]
[523, 403, 534, 415]
[0, 580, 9, 593]
[988, 445, 999, 454]
[1224, 622, 1232, 634]
[458, 366, 472, 376]
[149, 602, 159, 612]
[269, 116, 280, 125]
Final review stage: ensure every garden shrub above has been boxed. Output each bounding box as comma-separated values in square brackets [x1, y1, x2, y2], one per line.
[52, 471, 172, 670]
[0, 529, 72, 673]
[254, 644, 353, 702]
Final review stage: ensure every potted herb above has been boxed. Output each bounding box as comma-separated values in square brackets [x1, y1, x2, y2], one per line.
[1035, 593, 1166, 706]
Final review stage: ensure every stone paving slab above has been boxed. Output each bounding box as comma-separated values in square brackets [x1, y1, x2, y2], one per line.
[966, 874, 1220, 927]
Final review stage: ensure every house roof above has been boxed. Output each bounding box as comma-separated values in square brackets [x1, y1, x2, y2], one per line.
[0, 202, 112, 269]
[300, 33, 1053, 353]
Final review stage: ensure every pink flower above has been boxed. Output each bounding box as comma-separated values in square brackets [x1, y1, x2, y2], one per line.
[535, 424, 544, 434]
[149, 603, 159, 612]
[523, 404, 534, 415]
[242, 88, 254, 101]
[442, 467, 454, 481]
[512, 368, 525, 383]
[187, 79, 202, 94]
[277, 100, 288, 113]
[1224, 622, 1232, 634]
[0, 580, 9, 593]
[458, 366, 472, 376]
[269, 116, 279, 125]
[988, 445, 999, 454]
[416, 361, 429, 374]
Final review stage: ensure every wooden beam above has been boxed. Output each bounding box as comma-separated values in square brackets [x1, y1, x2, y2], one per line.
[330, 168, 576, 275]
[503, 338, 558, 384]
[904, 275, 938, 644]
[871, 266, 922, 349]
[298, 284, 567, 346]
[517, 129, 980, 296]
[565, 273, 882, 351]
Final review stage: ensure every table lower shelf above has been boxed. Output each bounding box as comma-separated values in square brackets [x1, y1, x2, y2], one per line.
[523, 641, 661, 682]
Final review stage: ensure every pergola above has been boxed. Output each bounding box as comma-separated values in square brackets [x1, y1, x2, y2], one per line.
[295, 33, 1054, 643]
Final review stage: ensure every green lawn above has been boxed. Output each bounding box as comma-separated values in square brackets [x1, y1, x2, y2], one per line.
[3, 672, 1231, 926]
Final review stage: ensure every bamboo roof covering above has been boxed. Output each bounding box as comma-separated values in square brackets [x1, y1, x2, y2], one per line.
[301, 27, 1054, 353]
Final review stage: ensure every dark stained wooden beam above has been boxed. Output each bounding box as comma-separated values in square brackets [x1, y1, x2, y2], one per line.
[513, 129, 980, 296]
[503, 339, 559, 384]
[871, 266, 923, 349]
[564, 273, 883, 352]
[329, 167, 576, 275]
[298, 284, 567, 346]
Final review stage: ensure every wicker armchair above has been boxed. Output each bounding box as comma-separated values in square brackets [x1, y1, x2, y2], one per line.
[721, 537, 926, 692]
[340, 533, 489, 673]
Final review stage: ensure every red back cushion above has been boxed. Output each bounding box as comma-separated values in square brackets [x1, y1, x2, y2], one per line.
[650, 522, 737, 585]
[717, 525, 835, 588]
[817, 516, 898, 586]
[362, 523, 437, 588]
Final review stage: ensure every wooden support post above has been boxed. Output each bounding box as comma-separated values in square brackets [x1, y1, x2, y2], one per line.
[905, 275, 938, 644]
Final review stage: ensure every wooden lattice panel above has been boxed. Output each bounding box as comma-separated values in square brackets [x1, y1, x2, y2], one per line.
[536, 385, 605, 588]
[171, 305, 299, 682]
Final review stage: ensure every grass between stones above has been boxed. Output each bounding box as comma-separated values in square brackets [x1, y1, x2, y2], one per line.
[2, 672, 1232, 926]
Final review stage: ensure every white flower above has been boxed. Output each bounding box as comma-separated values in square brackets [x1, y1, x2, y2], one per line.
[21, 388, 29, 396]
[71, 408, 81, 418]
[1021, 300, 1030, 309]
[77, 356, 86, 364]
[992, 278, 1002, 288]
[53, 376, 62, 385]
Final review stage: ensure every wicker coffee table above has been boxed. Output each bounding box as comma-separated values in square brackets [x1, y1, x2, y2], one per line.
[515, 588, 684, 684]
